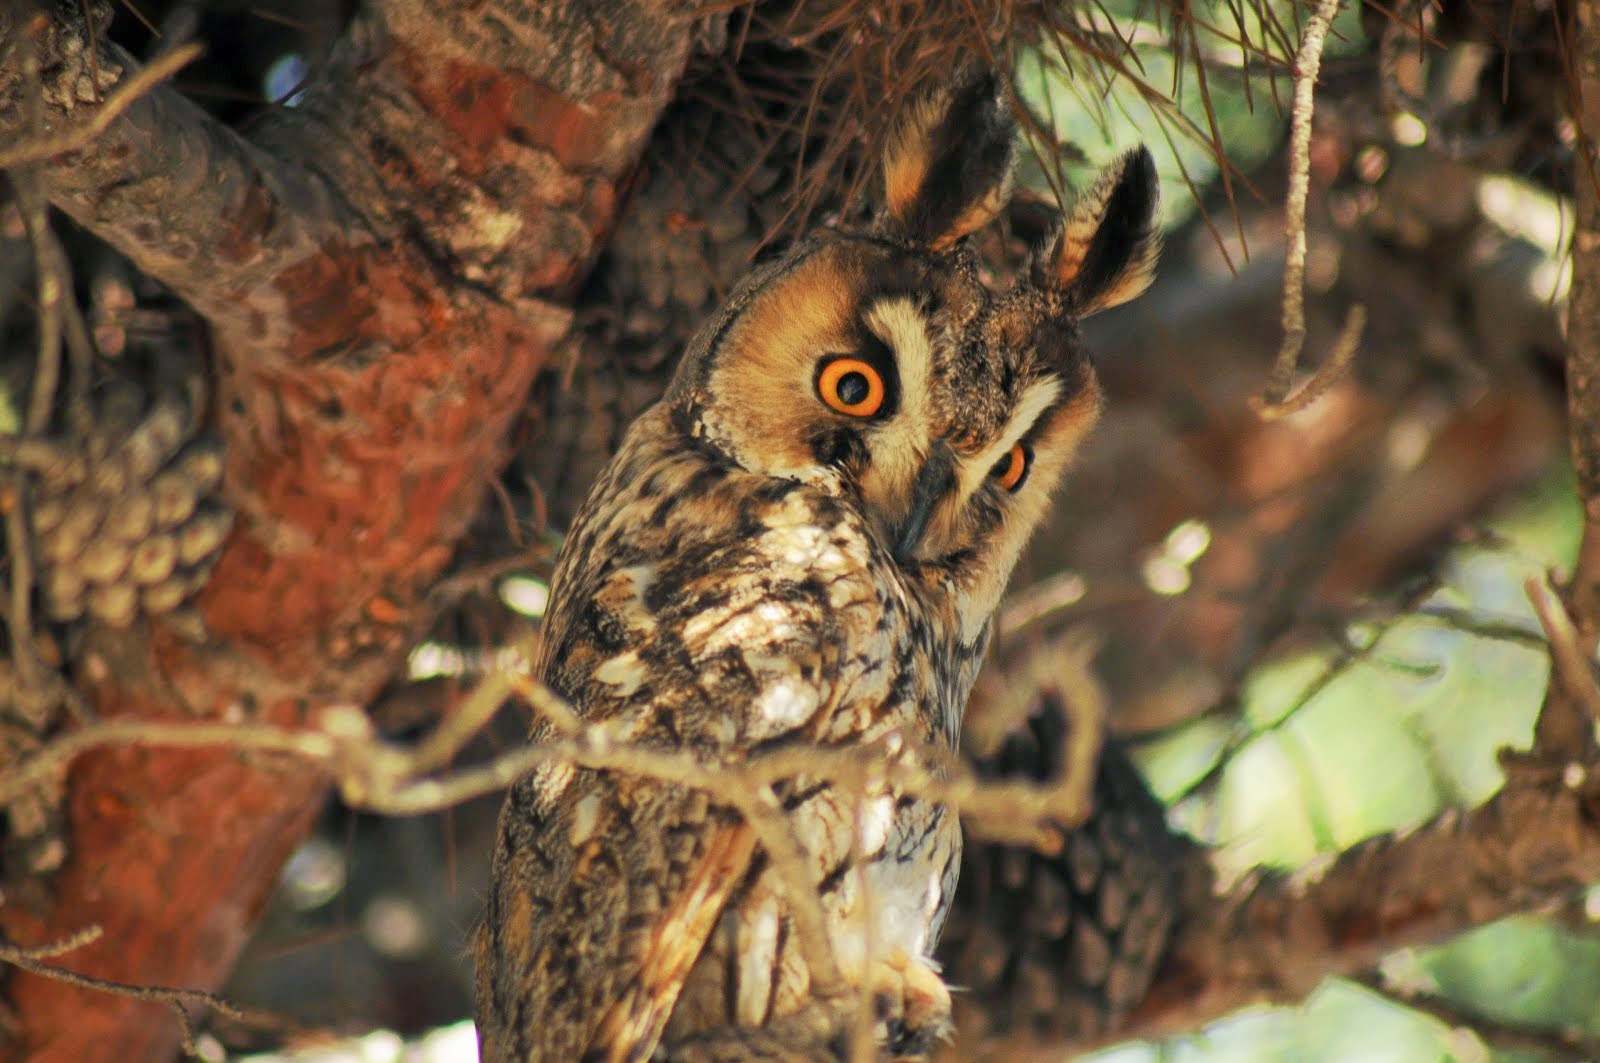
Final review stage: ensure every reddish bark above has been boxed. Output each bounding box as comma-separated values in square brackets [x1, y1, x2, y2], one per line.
[0, 3, 697, 1059]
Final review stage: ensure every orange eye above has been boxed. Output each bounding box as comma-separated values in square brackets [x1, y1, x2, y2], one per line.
[817, 358, 886, 418]
[992, 443, 1031, 491]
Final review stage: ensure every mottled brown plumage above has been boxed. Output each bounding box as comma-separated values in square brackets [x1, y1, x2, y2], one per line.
[476, 70, 1160, 1062]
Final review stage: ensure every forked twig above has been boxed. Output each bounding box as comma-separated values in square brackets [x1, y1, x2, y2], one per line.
[1251, 0, 1368, 420]
[1, 661, 1106, 1025]
[0, 925, 271, 1057]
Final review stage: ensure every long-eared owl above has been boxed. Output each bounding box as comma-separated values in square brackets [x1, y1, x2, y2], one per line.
[477, 69, 1161, 1062]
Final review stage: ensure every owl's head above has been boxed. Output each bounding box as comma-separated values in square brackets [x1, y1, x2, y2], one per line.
[667, 71, 1159, 628]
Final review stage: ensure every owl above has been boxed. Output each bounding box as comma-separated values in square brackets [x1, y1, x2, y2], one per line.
[476, 69, 1160, 1062]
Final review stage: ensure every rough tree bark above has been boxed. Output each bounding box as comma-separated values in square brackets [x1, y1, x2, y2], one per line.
[1567, 0, 1600, 657]
[0, 4, 696, 1059]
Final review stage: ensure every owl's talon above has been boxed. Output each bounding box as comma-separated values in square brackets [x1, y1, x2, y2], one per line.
[864, 948, 951, 1058]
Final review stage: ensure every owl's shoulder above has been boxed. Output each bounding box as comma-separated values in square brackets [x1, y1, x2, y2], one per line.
[539, 416, 904, 748]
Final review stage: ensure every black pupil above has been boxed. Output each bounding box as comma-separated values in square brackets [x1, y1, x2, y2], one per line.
[836, 372, 870, 407]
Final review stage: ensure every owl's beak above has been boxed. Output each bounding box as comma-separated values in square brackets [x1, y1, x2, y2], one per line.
[893, 446, 956, 564]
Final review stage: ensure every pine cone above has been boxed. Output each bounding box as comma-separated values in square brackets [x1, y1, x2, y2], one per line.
[31, 374, 231, 628]
[939, 693, 1182, 1042]
[0, 640, 70, 882]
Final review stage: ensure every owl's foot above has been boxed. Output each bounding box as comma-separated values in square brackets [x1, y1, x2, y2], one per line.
[863, 947, 952, 1060]
[657, 950, 951, 1062]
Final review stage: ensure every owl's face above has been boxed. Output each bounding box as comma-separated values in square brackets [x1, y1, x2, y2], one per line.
[667, 73, 1159, 630]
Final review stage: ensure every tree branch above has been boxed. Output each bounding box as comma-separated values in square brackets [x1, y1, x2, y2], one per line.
[0, 12, 353, 336]
[1559, 0, 1600, 754]
[1015, 2, 1600, 1048]
[0, 2, 699, 1059]
[1112, 756, 1600, 1048]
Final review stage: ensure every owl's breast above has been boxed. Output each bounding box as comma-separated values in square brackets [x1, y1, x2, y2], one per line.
[538, 406, 963, 755]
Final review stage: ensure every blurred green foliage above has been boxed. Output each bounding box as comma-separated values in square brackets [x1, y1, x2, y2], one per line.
[1098, 469, 1597, 1060]
[1083, 979, 1496, 1063]
[1137, 466, 1577, 887]
[1017, 1, 1600, 1049]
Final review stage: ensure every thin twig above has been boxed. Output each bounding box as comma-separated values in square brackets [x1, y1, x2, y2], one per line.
[407, 654, 525, 774]
[1526, 576, 1600, 726]
[0, 686, 1099, 846]
[1252, 304, 1367, 420]
[1, 923, 266, 1058]
[1361, 971, 1600, 1062]
[14, 57, 60, 441]
[0, 923, 104, 960]
[425, 547, 557, 609]
[4, 498, 43, 697]
[0, 436, 83, 479]
[0, 43, 204, 170]
[0, 719, 342, 805]
[1251, 0, 1367, 418]
[0, 660, 1106, 1017]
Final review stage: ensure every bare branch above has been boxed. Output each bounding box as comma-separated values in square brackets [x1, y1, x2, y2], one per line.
[0, 42, 201, 169]
[1063, 765, 1600, 1051]
[1, 671, 1100, 852]
[0, 26, 351, 333]
[0, 925, 273, 1057]
[1527, 577, 1600, 726]
[1252, 0, 1366, 418]
[1253, 304, 1366, 421]
[1, 663, 1106, 1025]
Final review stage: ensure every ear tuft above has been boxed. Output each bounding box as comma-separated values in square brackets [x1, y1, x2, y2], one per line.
[1035, 146, 1161, 315]
[881, 69, 1018, 250]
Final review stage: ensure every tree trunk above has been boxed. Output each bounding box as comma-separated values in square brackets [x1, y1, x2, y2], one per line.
[0, 4, 695, 1058]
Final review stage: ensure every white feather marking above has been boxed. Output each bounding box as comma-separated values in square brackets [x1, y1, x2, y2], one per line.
[530, 761, 576, 813]
[595, 565, 658, 636]
[753, 676, 820, 732]
[853, 846, 943, 962]
[736, 898, 782, 1025]
[858, 794, 895, 857]
[568, 791, 602, 846]
[863, 298, 934, 489]
[593, 650, 646, 697]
